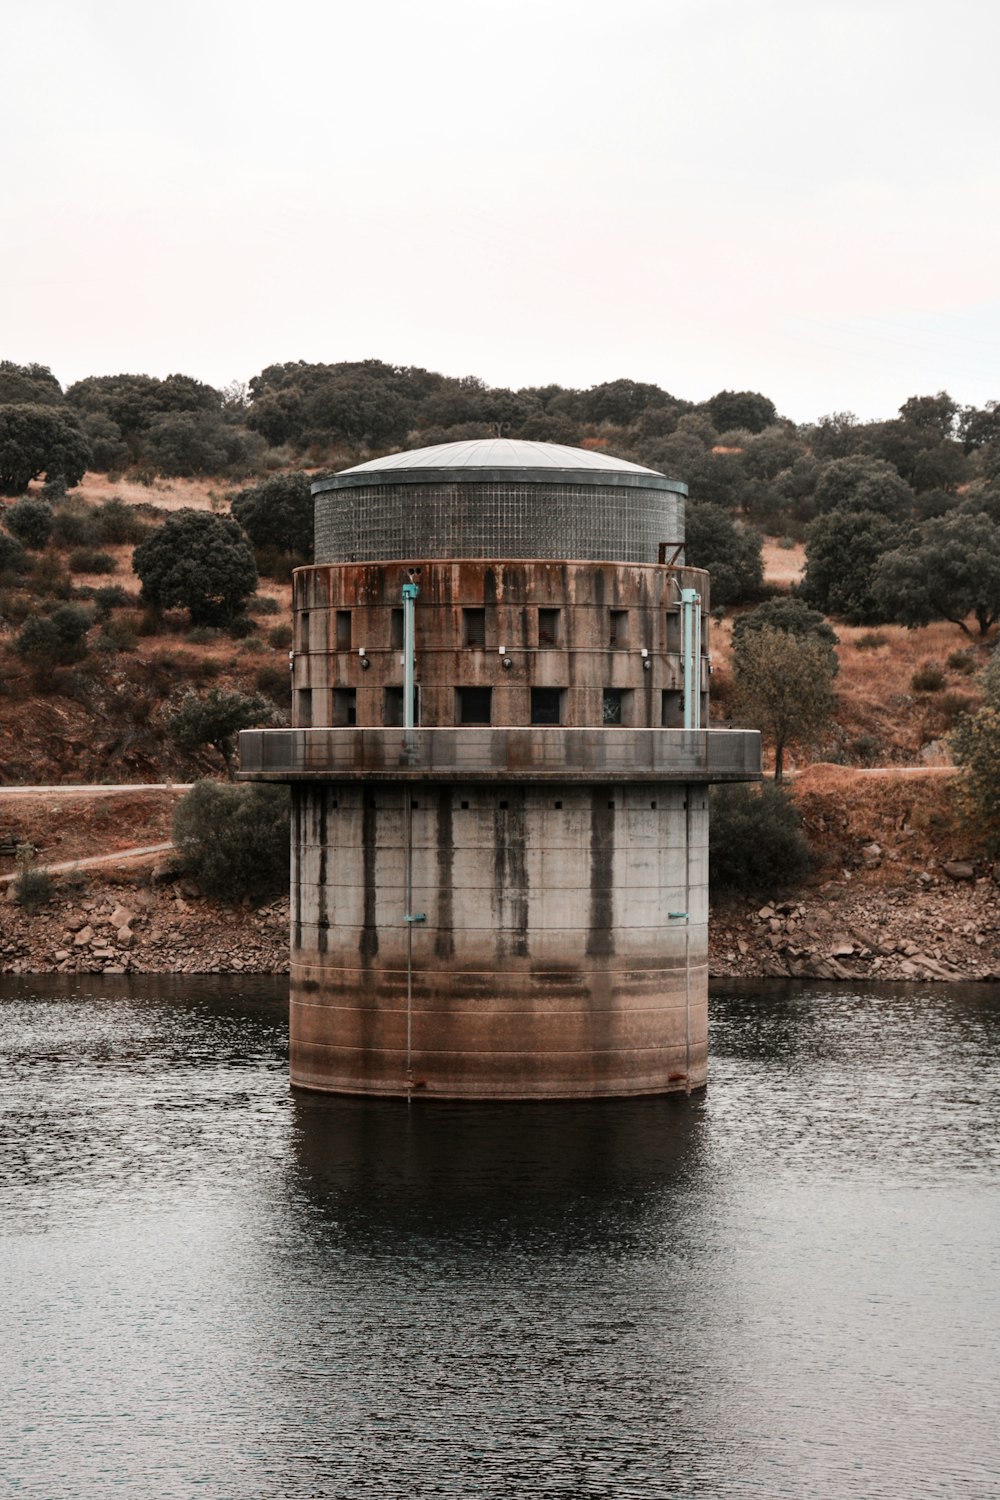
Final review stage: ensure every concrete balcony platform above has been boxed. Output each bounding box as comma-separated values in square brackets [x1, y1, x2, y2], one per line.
[238, 726, 761, 784]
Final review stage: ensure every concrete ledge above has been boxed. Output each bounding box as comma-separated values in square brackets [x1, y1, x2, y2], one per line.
[238, 726, 761, 783]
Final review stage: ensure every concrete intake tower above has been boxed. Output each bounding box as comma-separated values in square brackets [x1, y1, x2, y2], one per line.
[239, 438, 761, 1098]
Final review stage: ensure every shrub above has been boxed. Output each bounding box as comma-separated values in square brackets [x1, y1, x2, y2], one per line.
[937, 692, 976, 729]
[51, 499, 101, 546]
[13, 842, 52, 913]
[709, 783, 812, 897]
[849, 733, 881, 765]
[238, 636, 265, 654]
[93, 584, 130, 619]
[186, 624, 222, 644]
[911, 661, 945, 692]
[165, 686, 279, 778]
[854, 632, 889, 650]
[0, 530, 28, 575]
[5, 497, 54, 548]
[267, 622, 293, 649]
[228, 614, 255, 639]
[94, 497, 148, 544]
[15, 603, 92, 670]
[248, 594, 281, 616]
[172, 780, 290, 901]
[255, 664, 292, 710]
[947, 649, 977, 675]
[27, 553, 72, 598]
[68, 547, 116, 575]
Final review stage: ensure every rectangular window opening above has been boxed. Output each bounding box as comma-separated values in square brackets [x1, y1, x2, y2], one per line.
[390, 608, 404, 650]
[602, 688, 631, 726]
[530, 687, 563, 726]
[299, 612, 311, 652]
[609, 609, 630, 648]
[538, 608, 560, 648]
[460, 800, 469, 810]
[297, 688, 312, 728]
[554, 800, 562, 810]
[463, 608, 487, 648]
[456, 686, 492, 725]
[664, 610, 681, 654]
[335, 610, 352, 650]
[661, 689, 683, 728]
[385, 685, 420, 727]
[332, 688, 356, 727]
[499, 800, 509, 810]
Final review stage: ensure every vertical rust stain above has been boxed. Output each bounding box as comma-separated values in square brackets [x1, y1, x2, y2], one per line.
[494, 790, 529, 958]
[359, 789, 379, 964]
[435, 789, 455, 960]
[586, 787, 614, 957]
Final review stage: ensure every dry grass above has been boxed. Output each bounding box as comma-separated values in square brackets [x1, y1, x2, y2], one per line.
[761, 535, 805, 588]
[789, 763, 967, 880]
[71, 473, 228, 512]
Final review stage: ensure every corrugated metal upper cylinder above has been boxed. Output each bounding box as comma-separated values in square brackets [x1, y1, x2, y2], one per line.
[311, 439, 687, 565]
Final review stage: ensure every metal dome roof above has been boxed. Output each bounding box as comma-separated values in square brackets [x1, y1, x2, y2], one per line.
[337, 438, 663, 477]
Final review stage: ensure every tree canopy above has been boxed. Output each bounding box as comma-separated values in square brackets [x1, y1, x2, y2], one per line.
[231, 472, 314, 559]
[731, 625, 836, 781]
[684, 501, 763, 606]
[0, 404, 91, 495]
[132, 510, 258, 624]
[801, 509, 910, 623]
[166, 687, 279, 778]
[873, 512, 1000, 636]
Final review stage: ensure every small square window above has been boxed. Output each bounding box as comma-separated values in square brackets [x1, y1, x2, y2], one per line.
[457, 686, 492, 724]
[530, 687, 563, 725]
[538, 608, 560, 648]
[333, 688, 356, 727]
[609, 609, 629, 648]
[463, 608, 486, 648]
[336, 610, 352, 650]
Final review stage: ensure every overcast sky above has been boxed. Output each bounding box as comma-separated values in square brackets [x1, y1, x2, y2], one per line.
[4, 0, 999, 423]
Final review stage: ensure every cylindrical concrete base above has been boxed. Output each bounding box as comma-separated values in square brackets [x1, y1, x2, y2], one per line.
[290, 780, 708, 1099]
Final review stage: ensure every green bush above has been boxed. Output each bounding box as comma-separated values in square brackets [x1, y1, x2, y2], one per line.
[0, 530, 28, 575]
[709, 783, 812, 898]
[947, 649, 977, 675]
[68, 547, 116, 574]
[854, 632, 889, 650]
[911, 660, 945, 692]
[267, 622, 293, 649]
[13, 843, 52, 913]
[51, 499, 100, 547]
[172, 780, 290, 900]
[255, 664, 292, 709]
[94, 497, 148, 544]
[248, 594, 281, 616]
[15, 603, 92, 670]
[5, 497, 54, 548]
[93, 584, 130, 619]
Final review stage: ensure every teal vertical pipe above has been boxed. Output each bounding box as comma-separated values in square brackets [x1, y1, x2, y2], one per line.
[681, 587, 702, 731]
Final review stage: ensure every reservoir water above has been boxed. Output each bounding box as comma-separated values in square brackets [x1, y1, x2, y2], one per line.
[2, 974, 999, 1499]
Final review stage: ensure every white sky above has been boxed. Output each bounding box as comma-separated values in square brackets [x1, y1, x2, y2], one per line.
[4, 0, 999, 424]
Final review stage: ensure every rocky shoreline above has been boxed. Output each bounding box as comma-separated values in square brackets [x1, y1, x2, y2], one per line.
[1, 860, 998, 985]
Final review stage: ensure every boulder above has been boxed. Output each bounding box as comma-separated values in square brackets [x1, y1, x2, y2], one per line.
[73, 925, 94, 948]
[941, 861, 975, 882]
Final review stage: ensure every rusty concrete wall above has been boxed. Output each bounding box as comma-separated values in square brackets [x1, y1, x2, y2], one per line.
[290, 560, 710, 731]
[290, 781, 708, 1099]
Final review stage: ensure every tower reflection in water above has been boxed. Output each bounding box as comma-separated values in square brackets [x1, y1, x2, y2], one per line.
[289, 1091, 707, 1251]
